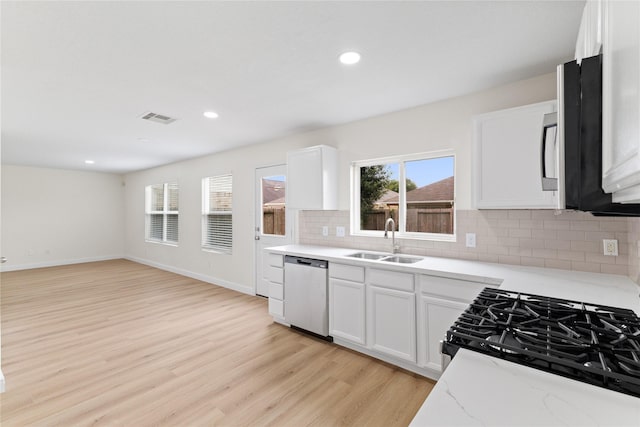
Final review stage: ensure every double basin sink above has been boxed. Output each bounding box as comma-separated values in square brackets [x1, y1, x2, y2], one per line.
[346, 252, 423, 264]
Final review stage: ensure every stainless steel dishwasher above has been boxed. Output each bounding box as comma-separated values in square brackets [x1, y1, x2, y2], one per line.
[284, 255, 329, 338]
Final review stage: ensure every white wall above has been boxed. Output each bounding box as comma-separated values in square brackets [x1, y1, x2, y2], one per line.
[123, 72, 557, 294]
[1, 165, 125, 271]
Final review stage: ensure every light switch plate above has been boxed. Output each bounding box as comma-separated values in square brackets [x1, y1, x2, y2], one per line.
[322, 226, 329, 237]
[466, 233, 476, 248]
[336, 226, 345, 237]
[603, 239, 618, 256]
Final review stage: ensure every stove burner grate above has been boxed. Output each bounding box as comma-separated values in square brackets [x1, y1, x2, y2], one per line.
[443, 287, 640, 398]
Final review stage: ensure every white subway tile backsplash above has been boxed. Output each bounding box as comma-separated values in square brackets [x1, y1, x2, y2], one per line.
[544, 240, 572, 250]
[298, 209, 636, 280]
[545, 259, 572, 270]
[600, 264, 629, 275]
[556, 250, 585, 262]
[508, 228, 532, 238]
[508, 210, 532, 220]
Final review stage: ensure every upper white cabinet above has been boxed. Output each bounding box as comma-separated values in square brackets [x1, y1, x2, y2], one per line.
[286, 145, 338, 210]
[473, 100, 558, 209]
[601, 0, 640, 202]
[575, 0, 603, 63]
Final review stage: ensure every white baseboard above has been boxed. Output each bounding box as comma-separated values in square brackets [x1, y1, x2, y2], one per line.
[125, 255, 255, 296]
[0, 255, 125, 272]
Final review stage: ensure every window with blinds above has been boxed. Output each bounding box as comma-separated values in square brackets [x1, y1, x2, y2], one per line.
[202, 175, 233, 253]
[145, 182, 179, 245]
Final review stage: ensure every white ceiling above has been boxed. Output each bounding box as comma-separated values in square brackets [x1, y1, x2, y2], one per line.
[1, 1, 585, 174]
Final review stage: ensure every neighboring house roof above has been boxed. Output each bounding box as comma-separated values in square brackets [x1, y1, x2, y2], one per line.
[262, 179, 286, 204]
[385, 176, 454, 203]
[264, 196, 286, 206]
[375, 189, 399, 205]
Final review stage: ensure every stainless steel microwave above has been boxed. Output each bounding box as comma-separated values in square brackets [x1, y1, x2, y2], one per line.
[541, 54, 640, 216]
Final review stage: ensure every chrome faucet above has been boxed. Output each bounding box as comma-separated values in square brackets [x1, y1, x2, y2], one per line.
[384, 217, 400, 254]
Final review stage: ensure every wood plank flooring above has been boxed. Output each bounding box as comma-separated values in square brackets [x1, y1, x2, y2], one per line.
[0, 259, 434, 426]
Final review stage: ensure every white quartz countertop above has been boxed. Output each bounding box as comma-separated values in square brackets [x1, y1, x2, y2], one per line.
[267, 244, 640, 313]
[410, 349, 640, 427]
[267, 244, 640, 425]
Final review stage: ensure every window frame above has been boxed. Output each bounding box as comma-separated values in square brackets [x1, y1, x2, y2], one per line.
[145, 182, 179, 246]
[202, 174, 233, 254]
[350, 150, 456, 242]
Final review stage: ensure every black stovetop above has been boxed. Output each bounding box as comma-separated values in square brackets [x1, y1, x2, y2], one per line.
[442, 287, 640, 398]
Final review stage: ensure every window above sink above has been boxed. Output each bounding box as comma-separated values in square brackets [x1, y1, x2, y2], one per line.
[350, 150, 456, 242]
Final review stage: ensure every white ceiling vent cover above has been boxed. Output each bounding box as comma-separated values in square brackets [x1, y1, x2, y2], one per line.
[140, 111, 177, 125]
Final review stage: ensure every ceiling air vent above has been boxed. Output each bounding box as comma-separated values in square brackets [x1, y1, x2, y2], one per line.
[140, 111, 177, 125]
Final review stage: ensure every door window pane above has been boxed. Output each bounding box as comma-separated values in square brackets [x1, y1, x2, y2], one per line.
[262, 175, 286, 236]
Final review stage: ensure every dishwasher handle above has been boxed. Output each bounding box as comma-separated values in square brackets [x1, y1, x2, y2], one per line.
[284, 255, 328, 269]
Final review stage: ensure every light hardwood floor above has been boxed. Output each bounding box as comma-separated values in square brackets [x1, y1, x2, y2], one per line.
[0, 259, 434, 426]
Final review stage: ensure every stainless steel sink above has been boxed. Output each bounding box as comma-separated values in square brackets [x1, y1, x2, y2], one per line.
[380, 255, 423, 264]
[346, 252, 388, 260]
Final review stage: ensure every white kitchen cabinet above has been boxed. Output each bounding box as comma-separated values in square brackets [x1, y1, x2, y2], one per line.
[368, 285, 416, 363]
[329, 263, 366, 345]
[419, 295, 468, 371]
[575, 0, 603, 63]
[286, 145, 338, 210]
[473, 100, 558, 209]
[601, 0, 640, 202]
[417, 274, 493, 373]
[329, 278, 366, 345]
[266, 253, 286, 323]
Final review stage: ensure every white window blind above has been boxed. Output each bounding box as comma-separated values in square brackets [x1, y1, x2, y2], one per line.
[202, 175, 233, 253]
[145, 182, 179, 244]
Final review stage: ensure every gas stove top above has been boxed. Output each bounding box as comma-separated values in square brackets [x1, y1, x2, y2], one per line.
[441, 288, 640, 398]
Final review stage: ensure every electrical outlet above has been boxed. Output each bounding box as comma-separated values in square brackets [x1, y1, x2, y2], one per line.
[603, 239, 618, 256]
[322, 226, 328, 237]
[466, 233, 476, 248]
[336, 226, 345, 237]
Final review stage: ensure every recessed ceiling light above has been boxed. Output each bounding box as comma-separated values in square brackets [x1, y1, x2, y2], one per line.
[85, 160, 95, 165]
[137, 138, 150, 143]
[203, 111, 219, 119]
[339, 51, 361, 65]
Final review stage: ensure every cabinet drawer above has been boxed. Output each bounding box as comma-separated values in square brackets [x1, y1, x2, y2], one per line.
[266, 265, 283, 284]
[268, 298, 284, 317]
[267, 253, 283, 268]
[419, 275, 490, 302]
[330, 263, 365, 282]
[368, 268, 414, 292]
[269, 282, 284, 300]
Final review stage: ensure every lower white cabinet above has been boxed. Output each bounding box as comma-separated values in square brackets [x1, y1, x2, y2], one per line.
[417, 274, 495, 374]
[368, 285, 417, 363]
[266, 254, 285, 321]
[418, 295, 468, 371]
[272, 252, 494, 380]
[329, 278, 366, 345]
